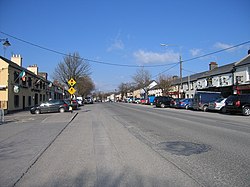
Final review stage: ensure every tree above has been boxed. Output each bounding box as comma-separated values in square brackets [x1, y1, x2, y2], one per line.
[77, 76, 95, 97]
[118, 82, 132, 101]
[132, 67, 151, 98]
[157, 74, 173, 96]
[53, 52, 91, 86]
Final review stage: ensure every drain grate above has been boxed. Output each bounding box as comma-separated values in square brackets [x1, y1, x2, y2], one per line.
[157, 141, 211, 156]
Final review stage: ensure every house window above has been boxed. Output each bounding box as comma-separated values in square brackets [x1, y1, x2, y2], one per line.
[14, 95, 19, 107]
[14, 71, 19, 84]
[28, 77, 32, 87]
[40, 94, 42, 101]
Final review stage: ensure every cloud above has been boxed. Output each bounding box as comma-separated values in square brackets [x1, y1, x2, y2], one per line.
[133, 50, 179, 64]
[214, 42, 235, 51]
[190, 48, 202, 57]
[107, 39, 124, 52]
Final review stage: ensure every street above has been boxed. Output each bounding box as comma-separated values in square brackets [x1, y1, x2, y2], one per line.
[0, 102, 250, 187]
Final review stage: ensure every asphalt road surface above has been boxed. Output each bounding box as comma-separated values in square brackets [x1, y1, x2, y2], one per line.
[0, 102, 249, 187]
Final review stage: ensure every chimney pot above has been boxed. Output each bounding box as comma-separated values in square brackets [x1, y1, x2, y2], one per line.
[209, 62, 218, 70]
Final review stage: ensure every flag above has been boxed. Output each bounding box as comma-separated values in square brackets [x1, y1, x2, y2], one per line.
[19, 71, 26, 81]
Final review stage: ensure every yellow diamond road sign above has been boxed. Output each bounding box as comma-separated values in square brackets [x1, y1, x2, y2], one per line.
[68, 87, 76, 95]
[68, 78, 76, 87]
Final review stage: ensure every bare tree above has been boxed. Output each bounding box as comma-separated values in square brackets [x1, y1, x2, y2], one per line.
[118, 82, 132, 101]
[132, 67, 151, 98]
[157, 74, 173, 96]
[77, 76, 95, 97]
[53, 52, 91, 86]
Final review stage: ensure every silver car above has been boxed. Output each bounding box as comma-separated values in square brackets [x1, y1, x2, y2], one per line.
[208, 98, 227, 113]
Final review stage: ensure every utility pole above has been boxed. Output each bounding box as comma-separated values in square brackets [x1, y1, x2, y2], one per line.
[179, 55, 183, 98]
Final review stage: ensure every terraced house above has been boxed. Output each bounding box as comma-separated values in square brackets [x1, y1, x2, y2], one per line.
[170, 51, 250, 98]
[0, 55, 67, 114]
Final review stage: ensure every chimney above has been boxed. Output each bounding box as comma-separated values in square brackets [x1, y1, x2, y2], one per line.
[38, 72, 48, 80]
[209, 62, 218, 71]
[27, 64, 38, 75]
[11, 54, 22, 67]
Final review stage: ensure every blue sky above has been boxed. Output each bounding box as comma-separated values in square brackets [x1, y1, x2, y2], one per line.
[1, 0, 250, 92]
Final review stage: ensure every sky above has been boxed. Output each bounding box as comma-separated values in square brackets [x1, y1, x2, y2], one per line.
[0, 0, 250, 92]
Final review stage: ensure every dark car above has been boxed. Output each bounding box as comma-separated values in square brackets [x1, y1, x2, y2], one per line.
[85, 97, 94, 104]
[193, 91, 222, 111]
[170, 98, 181, 108]
[30, 99, 69, 114]
[177, 98, 193, 109]
[65, 99, 78, 110]
[225, 94, 250, 116]
[154, 96, 174, 108]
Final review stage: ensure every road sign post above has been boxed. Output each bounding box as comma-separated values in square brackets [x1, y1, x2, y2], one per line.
[67, 78, 77, 113]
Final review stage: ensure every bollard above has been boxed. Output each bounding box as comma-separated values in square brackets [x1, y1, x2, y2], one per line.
[0, 108, 4, 124]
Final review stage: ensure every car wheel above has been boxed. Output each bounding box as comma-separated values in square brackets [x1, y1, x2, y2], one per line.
[59, 108, 65, 113]
[160, 103, 165, 108]
[203, 105, 208, 112]
[185, 105, 189, 110]
[242, 106, 250, 116]
[35, 109, 40, 114]
[220, 107, 226, 114]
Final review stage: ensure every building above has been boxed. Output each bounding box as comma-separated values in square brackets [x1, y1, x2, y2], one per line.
[0, 55, 66, 114]
[170, 53, 250, 98]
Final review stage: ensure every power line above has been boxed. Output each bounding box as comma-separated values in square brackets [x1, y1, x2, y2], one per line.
[153, 40, 250, 78]
[1, 31, 249, 73]
[0, 31, 177, 68]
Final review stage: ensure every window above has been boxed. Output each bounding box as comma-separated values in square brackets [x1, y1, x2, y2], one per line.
[28, 77, 32, 87]
[14, 71, 19, 84]
[40, 94, 42, 101]
[14, 95, 19, 107]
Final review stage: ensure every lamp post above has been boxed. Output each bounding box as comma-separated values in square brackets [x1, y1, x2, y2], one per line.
[160, 43, 183, 98]
[0, 38, 11, 57]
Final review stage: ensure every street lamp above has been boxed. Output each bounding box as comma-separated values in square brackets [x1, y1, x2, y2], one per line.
[160, 43, 183, 98]
[0, 38, 11, 57]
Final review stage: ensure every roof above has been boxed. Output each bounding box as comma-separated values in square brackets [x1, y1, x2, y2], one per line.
[0, 56, 50, 83]
[172, 61, 237, 85]
[235, 54, 250, 67]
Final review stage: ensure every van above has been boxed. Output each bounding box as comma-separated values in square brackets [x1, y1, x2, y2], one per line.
[193, 91, 222, 111]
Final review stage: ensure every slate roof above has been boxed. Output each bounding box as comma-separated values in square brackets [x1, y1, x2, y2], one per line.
[235, 54, 250, 67]
[0, 56, 49, 82]
[170, 55, 250, 85]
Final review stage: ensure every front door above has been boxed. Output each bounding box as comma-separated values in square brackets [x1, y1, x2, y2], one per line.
[23, 96, 25, 110]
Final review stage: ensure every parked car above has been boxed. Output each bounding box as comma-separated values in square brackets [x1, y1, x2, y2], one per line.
[208, 98, 227, 113]
[133, 98, 141, 104]
[154, 96, 174, 108]
[170, 98, 181, 108]
[65, 99, 79, 110]
[85, 97, 94, 104]
[225, 94, 250, 116]
[30, 99, 69, 114]
[193, 91, 222, 111]
[177, 98, 193, 109]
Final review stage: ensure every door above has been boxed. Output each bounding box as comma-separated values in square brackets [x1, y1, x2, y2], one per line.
[23, 96, 25, 110]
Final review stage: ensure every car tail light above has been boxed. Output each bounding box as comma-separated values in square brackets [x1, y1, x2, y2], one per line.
[235, 100, 241, 107]
[64, 103, 68, 107]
